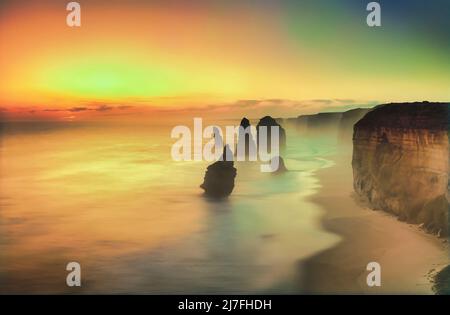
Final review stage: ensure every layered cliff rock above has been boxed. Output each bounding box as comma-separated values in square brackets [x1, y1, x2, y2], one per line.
[352, 102, 449, 236]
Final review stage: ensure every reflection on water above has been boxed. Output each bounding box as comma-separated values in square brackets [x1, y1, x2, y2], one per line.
[0, 121, 339, 293]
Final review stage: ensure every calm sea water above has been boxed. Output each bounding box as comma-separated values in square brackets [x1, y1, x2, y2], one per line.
[0, 120, 340, 293]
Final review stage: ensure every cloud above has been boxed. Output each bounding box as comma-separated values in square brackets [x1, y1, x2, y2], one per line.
[309, 99, 334, 105]
[43, 109, 64, 112]
[40, 104, 125, 113]
[0, 99, 379, 122]
[94, 105, 114, 112]
[117, 105, 134, 110]
[68, 107, 88, 112]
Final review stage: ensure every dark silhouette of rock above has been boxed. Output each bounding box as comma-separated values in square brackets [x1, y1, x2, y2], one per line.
[433, 264, 450, 294]
[236, 117, 256, 160]
[270, 156, 287, 174]
[256, 116, 286, 152]
[354, 101, 448, 130]
[220, 144, 234, 162]
[200, 145, 237, 198]
[240, 117, 250, 129]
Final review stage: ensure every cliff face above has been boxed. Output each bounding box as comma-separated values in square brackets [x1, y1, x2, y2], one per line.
[338, 108, 371, 141]
[289, 108, 371, 142]
[352, 102, 449, 236]
[295, 112, 342, 133]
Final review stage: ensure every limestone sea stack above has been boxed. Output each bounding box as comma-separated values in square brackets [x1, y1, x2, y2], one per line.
[256, 116, 286, 152]
[236, 117, 256, 159]
[270, 156, 288, 174]
[352, 102, 449, 236]
[200, 145, 237, 198]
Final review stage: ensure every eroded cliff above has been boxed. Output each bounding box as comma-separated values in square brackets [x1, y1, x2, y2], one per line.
[287, 108, 371, 143]
[352, 102, 449, 236]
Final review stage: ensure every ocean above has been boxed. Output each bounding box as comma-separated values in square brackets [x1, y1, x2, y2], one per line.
[0, 120, 340, 293]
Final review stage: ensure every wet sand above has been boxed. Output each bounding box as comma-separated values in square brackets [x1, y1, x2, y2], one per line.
[300, 153, 449, 294]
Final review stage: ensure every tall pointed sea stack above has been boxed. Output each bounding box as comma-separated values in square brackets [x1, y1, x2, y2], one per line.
[236, 117, 256, 160]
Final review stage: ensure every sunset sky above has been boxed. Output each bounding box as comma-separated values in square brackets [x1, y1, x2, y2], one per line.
[0, 0, 449, 120]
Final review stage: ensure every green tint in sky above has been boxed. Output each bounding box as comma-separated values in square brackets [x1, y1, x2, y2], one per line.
[0, 0, 449, 115]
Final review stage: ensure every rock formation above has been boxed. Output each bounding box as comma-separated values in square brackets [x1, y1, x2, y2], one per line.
[338, 108, 371, 141]
[291, 108, 371, 141]
[307, 112, 343, 131]
[236, 117, 256, 160]
[293, 112, 342, 134]
[256, 116, 286, 152]
[352, 102, 449, 236]
[270, 156, 288, 174]
[200, 145, 237, 198]
[433, 265, 450, 294]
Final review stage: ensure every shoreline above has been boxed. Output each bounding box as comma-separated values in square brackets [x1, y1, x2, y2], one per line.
[299, 152, 449, 294]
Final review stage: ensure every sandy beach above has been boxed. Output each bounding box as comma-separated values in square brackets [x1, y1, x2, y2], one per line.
[300, 152, 449, 294]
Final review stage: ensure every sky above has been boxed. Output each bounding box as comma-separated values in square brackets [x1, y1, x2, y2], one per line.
[0, 0, 449, 120]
